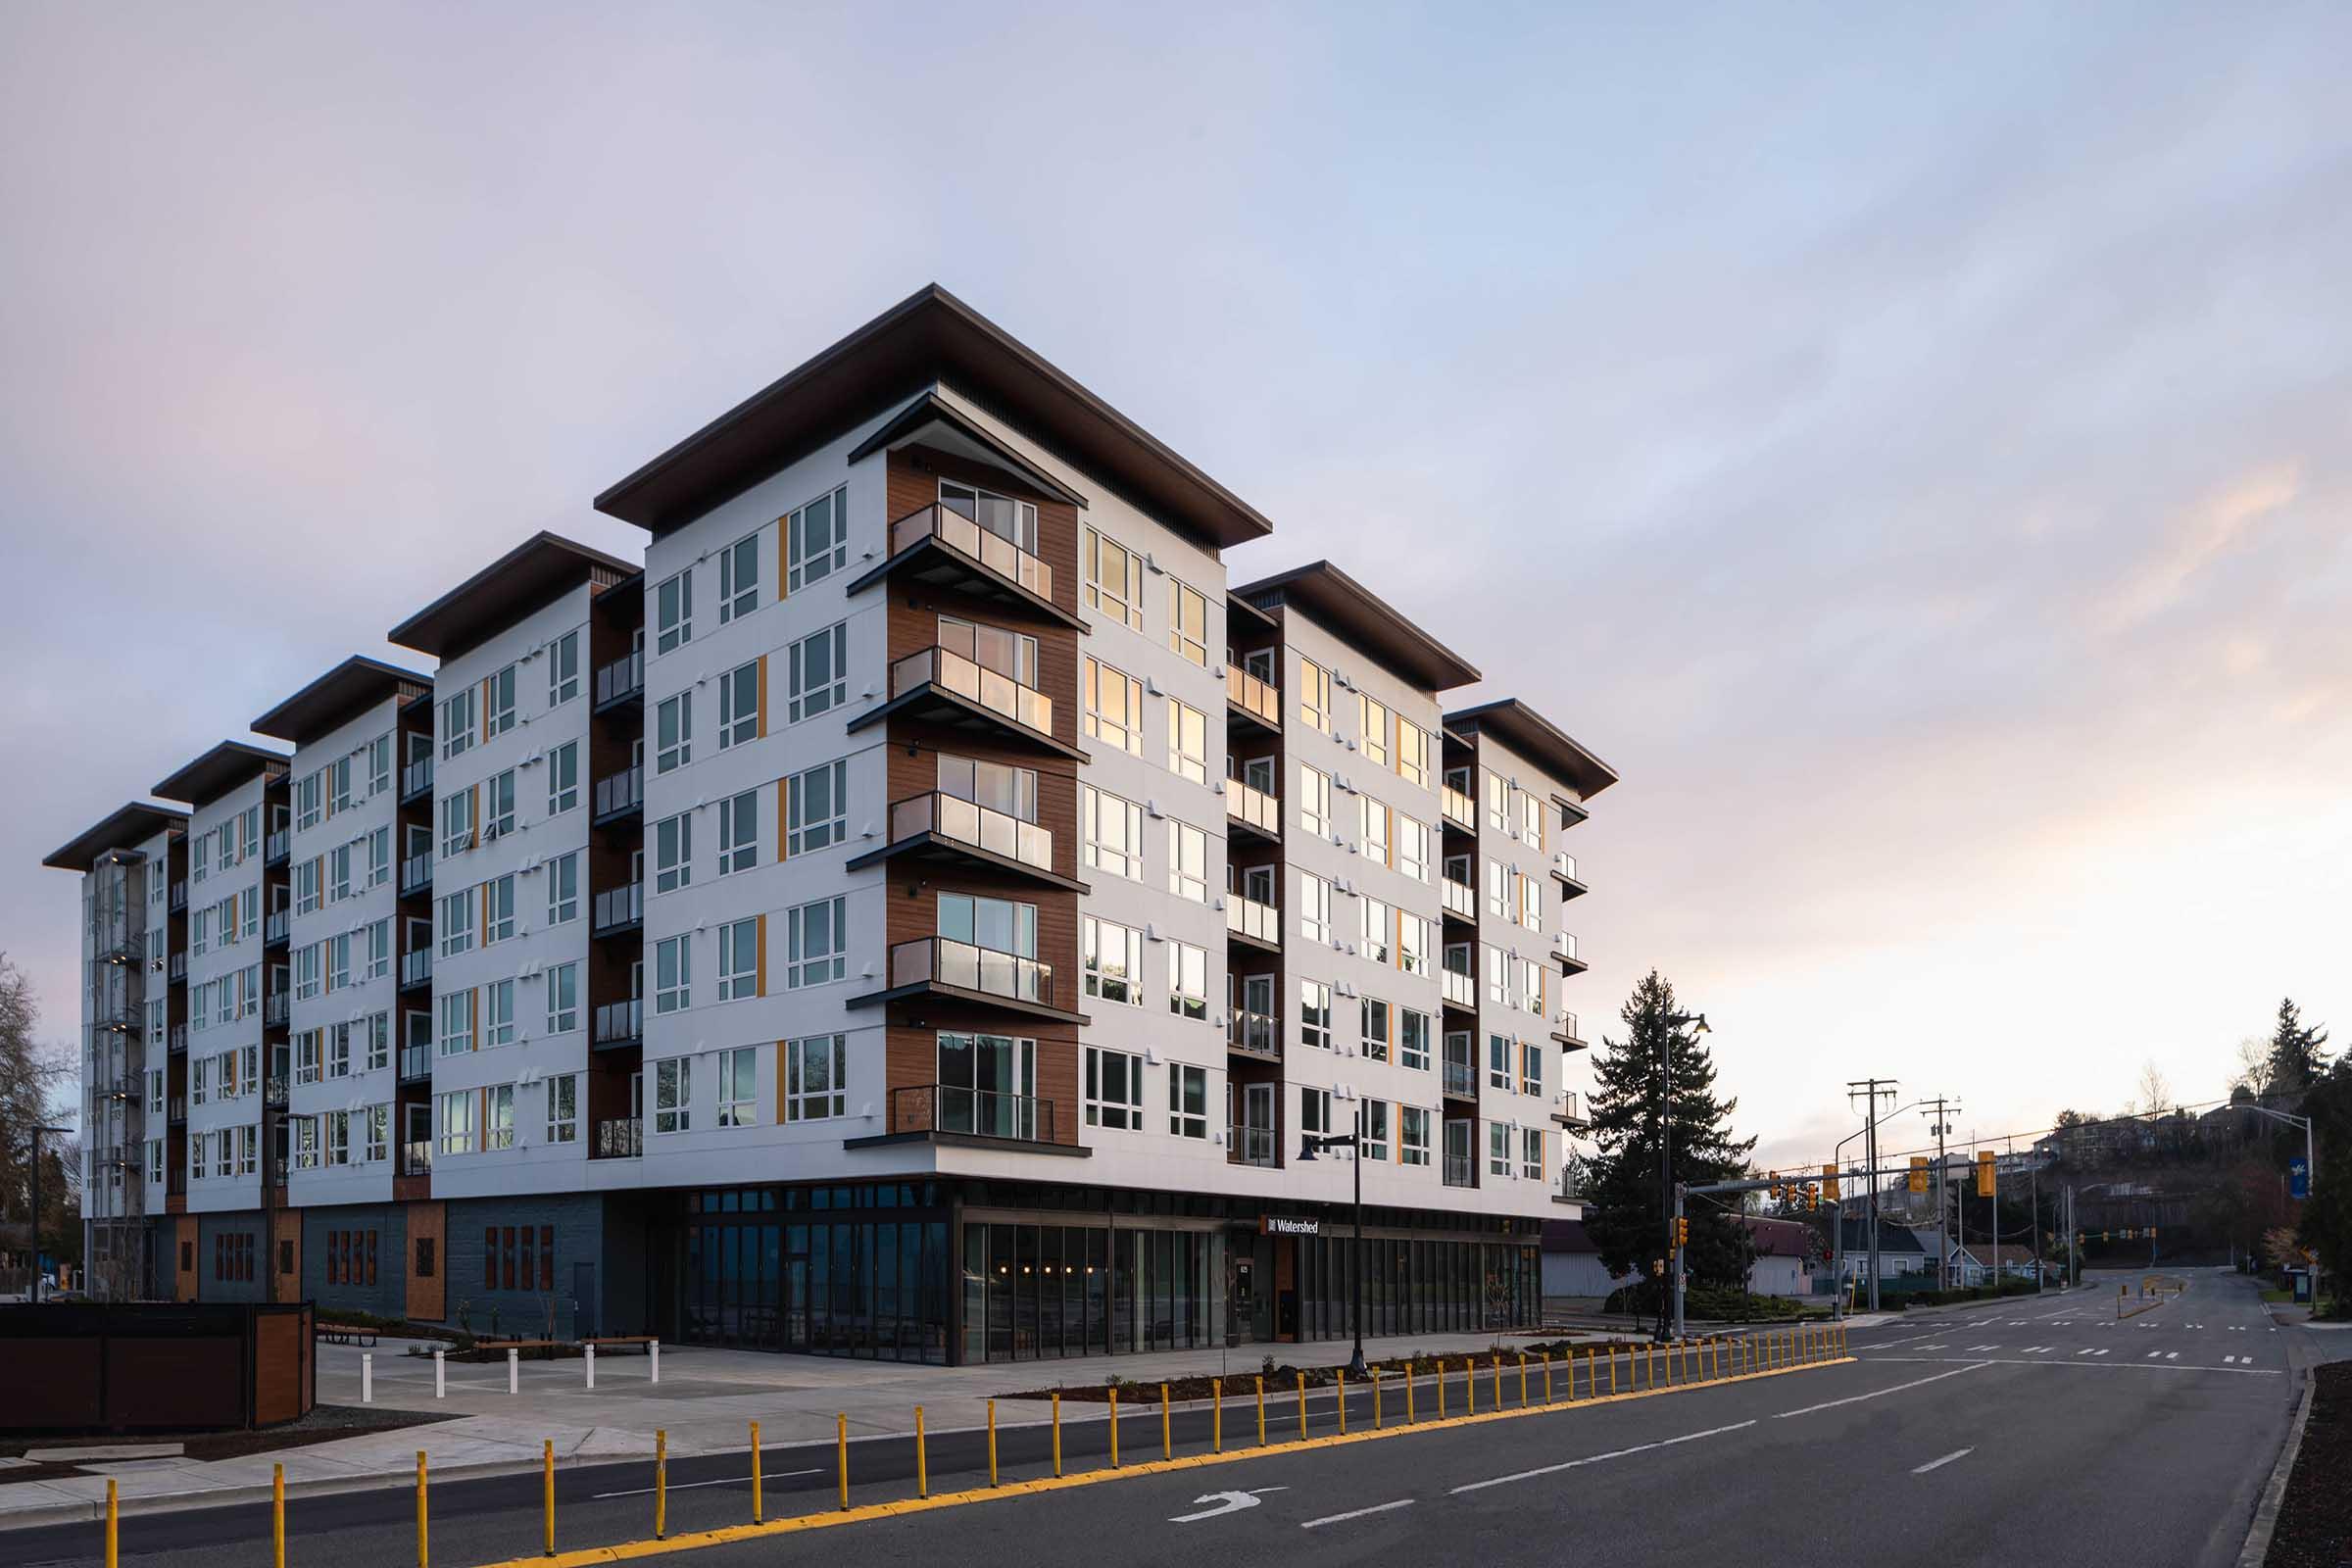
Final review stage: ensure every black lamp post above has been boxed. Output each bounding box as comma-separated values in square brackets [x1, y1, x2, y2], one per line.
[1298, 1130, 1369, 1378]
[1655, 1013, 1708, 1341]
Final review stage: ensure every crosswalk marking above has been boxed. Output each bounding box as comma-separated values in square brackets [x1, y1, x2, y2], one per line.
[2166, 1351, 2179, 1361]
[1965, 1344, 2001, 1351]
[2145, 1350, 2162, 1359]
[2076, 1348, 2112, 1357]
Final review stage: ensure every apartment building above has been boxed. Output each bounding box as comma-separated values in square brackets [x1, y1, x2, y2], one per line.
[40, 285, 1614, 1365]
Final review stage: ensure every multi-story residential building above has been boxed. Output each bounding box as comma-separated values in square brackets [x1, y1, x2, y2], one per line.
[39, 285, 1614, 1366]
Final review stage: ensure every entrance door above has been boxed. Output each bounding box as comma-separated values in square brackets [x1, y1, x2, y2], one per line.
[1238, 1082, 1274, 1168]
[572, 1261, 598, 1340]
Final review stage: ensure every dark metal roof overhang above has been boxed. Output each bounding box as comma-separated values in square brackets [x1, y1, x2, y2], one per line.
[593, 284, 1272, 552]
[1234, 561, 1483, 693]
[1443, 698, 1619, 802]
[153, 741, 290, 806]
[387, 531, 638, 662]
[252, 655, 434, 744]
[42, 803, 189, 870]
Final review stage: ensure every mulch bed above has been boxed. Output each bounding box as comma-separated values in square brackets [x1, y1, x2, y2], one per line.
[1003, 1337, 1666, 1402]
[0, 1404, 456, 1480]
[2266, 1361, 2351, 1568]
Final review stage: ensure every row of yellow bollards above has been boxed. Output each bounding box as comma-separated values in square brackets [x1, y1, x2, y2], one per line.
[177, 1321, 1845, 1568]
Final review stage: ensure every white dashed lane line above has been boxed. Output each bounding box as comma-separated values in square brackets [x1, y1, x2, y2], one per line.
[1913, 1447, 1975, 1474]
[1301, 1498, 1416, 1529]
[1449, 1420, 1759, 1494]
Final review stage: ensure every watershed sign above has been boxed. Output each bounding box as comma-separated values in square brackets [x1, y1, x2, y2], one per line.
[1259, 1214, 1322, 1237]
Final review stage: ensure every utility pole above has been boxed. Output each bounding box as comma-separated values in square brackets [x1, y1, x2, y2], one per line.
[1923, 1097, 1960, 1289]
[1848, 1079, 1897, 1312]
[1660, 1013, 1708, 1342]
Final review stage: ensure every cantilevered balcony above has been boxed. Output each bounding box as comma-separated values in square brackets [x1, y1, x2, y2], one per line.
[845, 792, 1082, 891]
[1224, 665, 1279, 731]
[399, 949, 432, 993]
[399, 852, 433, 899]
[1441, 876, 1476, 924]
[1228, 1124, 1278, 1168]
[401, 757, 433, 805]
[593, 999, 643, 1051]
[264, 909, 289, 949]
[1552, 1008, 1588, 1051]
[592, 882, 643, 938]
[1224, 778, 1279, 841]
[1440, 785, 1476, 833]
[1442, 1053, 1477, 1102]
[1229, 1006, 1280, 1061]
[1551, 1089, 1588, 1130]
[593, 765, 644, 825]
[1441, 966, 1477, 1011]
[848, 936, 1085, 1025]
[859, 1085, 1072, 1153]
[1224, 892, 1280, 953]
[1550, 850, 1588, 899]
[264, 829, 288, 867]
[847, 505, 1078, 628]
[850, 642, 1077, 759]
[594, 650, 644, 712]
[1552, 931, 1588, 975]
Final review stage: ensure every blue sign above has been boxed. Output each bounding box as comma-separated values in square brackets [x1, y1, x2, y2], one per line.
[2289, 1156, 2311, 1200]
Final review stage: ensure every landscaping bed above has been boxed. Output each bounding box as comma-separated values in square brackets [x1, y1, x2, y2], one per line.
[2265, 1361, 2350, 1568]
[1004, 1337, 1667, 1402]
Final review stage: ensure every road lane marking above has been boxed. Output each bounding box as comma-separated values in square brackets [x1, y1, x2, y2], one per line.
[1868, 1355, 2279, 1376]
[1449, 1420, 1759, 1493]
[1964, 1344, 2000, 1351]
[594, 1470, 822, 1498]
[1772, 1363, 1987, 1419]
[1301, 1498, 1415, 1529]
[1913, 1447, 1974, 1474]
[1172, 1487, 1287, 1523]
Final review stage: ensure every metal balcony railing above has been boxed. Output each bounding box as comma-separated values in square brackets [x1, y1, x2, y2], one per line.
[400, 852, 433, 897]
[1556, 1089, 1585, 1125]
[1553, 931, 1580, 963]
[1225, 778, 1279, 835]
[888, 1084, 1054, 1144]
[97, 930, 143, 966]
[595, 650, 645, 709]
[594, 765, 643, 819]
[264, 994, 288, 1027]
[890, 645, 1054, 738]
[1225, 893, 1279, 945]
[1443, 1057, 1476, 1098]
[1556, 1008, 1583, 1042]
[169, 880, 187, 912]
[169, 1096, 186, 1123]
[594, 1118, 642, 1159]
[400, 1139, 433, 1177]
[1224, 665, 1279, 725]
[1442, 878, 1475, 919]
[264, 1076, 288, 1107]
[891, 503, 1054, 600]
[169, 1024, 186, 1053]
[265, 829, 289, 864]
[398, 1043, 431, 1082]
[169, 953, 187, 983]
[1228, 1125, 1278, 1167]
[594, 999, 642, 1046]
[1229, 1007, 1280, 1059]
[1444, 1153, 1476, 1189]
[1441, 786, 1476, 830]
[1442, 969, 1476, 1008]
[402, 757, 434, 800]
[401, 949, 432, 988]
[593, 882, 643, 934]
[890, 792, 1052, 871]
[264, 909, 289, 946]
[888, 936, 1054, 1007]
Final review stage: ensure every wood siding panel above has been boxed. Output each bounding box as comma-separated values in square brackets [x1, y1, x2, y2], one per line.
[405, 1200, 446, 1321]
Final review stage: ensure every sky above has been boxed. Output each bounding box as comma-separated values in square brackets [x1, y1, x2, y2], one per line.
[4, 3, 2349, 1175]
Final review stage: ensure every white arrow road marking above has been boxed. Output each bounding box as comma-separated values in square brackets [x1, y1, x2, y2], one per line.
[1171, 1486, 1288, 1523]
[1773, 1363, 1987, 1419]
[1301, 1498, 1416, 1529]
[1449, 1421, 1758, 1494]
[1913, 1447, 1975, 1474]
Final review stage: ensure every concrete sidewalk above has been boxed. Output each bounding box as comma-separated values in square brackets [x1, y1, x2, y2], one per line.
[0, 1324, 1621, 1527]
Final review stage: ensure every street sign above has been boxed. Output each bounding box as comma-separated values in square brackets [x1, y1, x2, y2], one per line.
[1260, 1215, 1321, 1236]
[2289, 1157, 2310, 1200]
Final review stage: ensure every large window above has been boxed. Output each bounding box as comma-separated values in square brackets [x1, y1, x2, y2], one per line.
[1298, 763, 1331, 836]
[483, 874, 515, 943]
[1082, 526, 1143, 630]
[1299, 980, 1331, 1051]
[546, 961, 580, 1034]
[789, 623, 848, 722]
[943, 479, 1037, 553]
[1521, 1041, 1544, 1098]
[787, 896, 848, 988]
[1361, 897, 1393, 963]
[655, 811, 693, 893]
[438, 889, 473, 956]
[1168, 941, 1208, 1020]
[1359, 796, 1390, 863]
[656, 693, 692, 773]
[719, 528, 760, 622]
[1357, 693, 1389, 765]
[717, 790, 759, 874]
[787, 759, 847, 856]
[939, 892, 1037, 958]
[438, 992, 472, 1055]
[1084, 1047, 1144, 1130]
[484, 1084, 514, 1150]
[656, 568, 693, 655]
[790, 486, 850, 590]
[1081, 785, 1144, 879]
[440, 791, 475, 858]
[547, 851, 579, 925]
[548, 629, 581, 706]
[1397, 719, 1430, 788]
[718, 661, 760, 750]
[1400, 1106, 1430, 1166]
[1166, 819, 1208, 903]
[1167, 579, 1208, 664]
[1301, 1086, 1331, 1137]
[718, 1047, 760, 1127]
[1299, 873, 1332, 944]
[1397, 815, 1430, 882]
[1083, 656, 1144, 755]
[1082, 916, 1142, 1005]
[1167, 699, 1207, 784]
[441, 688, 475, 759]
[439, 1089, 473, 1155]
[545, 1077, 577, 1144]
[655, 934, 692, 1014]
[1489, 1032, 1513, 1091]
[547, 740, 580, 815]
[1167, 1064, 1208, 1139]
[1298, 656, 1332, 733]
[1361, 997, 1392, 1062]
[717, 917, 761, 1002]
[1360, 1100, 1389, 1161]
[484, 664, 516, 738]
[655, 1057, 693, 1135]
[936, 1031, 1036, 1140]
[785, 1034, 847, 1122]
[1400, 1007, 1432, 1072]
[483, 979, 514, 1049]
[482, 768, 516, 838]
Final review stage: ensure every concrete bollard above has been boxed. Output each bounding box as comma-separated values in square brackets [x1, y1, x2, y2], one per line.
[363, 1351, 373, 1404]
[433, 1348, 445, 1399]
[508, 1348, 518, 1396]
[585, 1344, 596, 1390]
[650, 1340, 660, 1385]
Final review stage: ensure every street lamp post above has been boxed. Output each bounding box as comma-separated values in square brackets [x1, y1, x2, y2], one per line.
[2243, 1104, 2322, 1304]
[27, 1125, 69, 1304]
[1298, 1131, 1370, 1378]
[1658, 1013, 1708, 1343]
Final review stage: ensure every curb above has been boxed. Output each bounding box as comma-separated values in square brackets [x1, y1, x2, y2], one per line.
[2235, 1361, 2317, 1568]
[0, 1454, 553, 1533]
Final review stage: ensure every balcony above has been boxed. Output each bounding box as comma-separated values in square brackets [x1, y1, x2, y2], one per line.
[1443, 1153, 1476, 1189]
[169, 1024, 186, 1053]
[168, 1096, 186, 1125]
[398, 1043, 431, 1083]
[96, 930, 143, 967]
[1443, 1056, 1477, 1101]
[1552, 1009, 1588, 1051]
[1550, 851, 1587, 899]
[1552, 931, 1587, 975]
[593, 1117, 642, 1159]
[264, 829, 289, 867]
[593, 999, 643, 1051]
[1224, 779, 1279, 841]
[1441, 786, 1476, 832]
[400, 852, 433, 899]
[846, 792, 1079, 891]
[1224, 893, 1280, 953]
[849, 505, 1076, 628]
[169, 880, 187, 913]
[169, 952, 187, 984]
[264, 909, 289, 949]
[1552, 1090, 1588, 1130]
[399, 949, 432, 992]
[1229, 1007, 1280, 1061]
[1224, 665, 1279, 731]
[1441, 968, 1476, 1010]
[594, 650, 645, 711]
[1441, 877, 1476, 922]
[401, 757, 433, 805]
[399, 1139, 433, 1178]
[850, 936, 1082, 1024]
[592, 882, 644, 937]
[871, 1084, 1066, 1151]
[593, 765, 644, 825]
[1228, 1125, 1278, 1168]
[264, 993, 288, 1028]
[264, 1076, 288, 1108]
[850, 643, 1076, 758]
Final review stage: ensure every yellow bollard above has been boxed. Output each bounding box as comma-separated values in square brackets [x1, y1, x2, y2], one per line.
[654, 1429, 666, 1540]
[1336, 1369, 1347, 1436]
[543, 1439, 557, 1550]
[915, 1406, 927, 1499]
[1296, 1372, 1306, 1441]
[749, 1422, 761, 1524]
[1466, 1358, 1476, 1414]
[1161, 1385, 1172, 1461]
[416, 1451, 429, 1568]
[1108, 1386, 1120, 1468]
[1608, 1346, 1618, 1396]
[1519, 1354, 1529, 1406]
[985, 1402, 997, 1488]
[1543, 1351, 1552, 1404]
[1407, 1363, 1418, 1424]
[1255, 1376, 1266, 1446]
[1212, 1379, 1223, 1452]
[1052, 1394, 1063, 1477]
[836, 1414, 848, 1511]
[1438, 1359, 1447, 1419]
[106, 1477, 119, 1568]
[1373, 1368, 1383, 1429]
[1493, 1354, 1502, 1409]
[273, 1462, 286, 1568]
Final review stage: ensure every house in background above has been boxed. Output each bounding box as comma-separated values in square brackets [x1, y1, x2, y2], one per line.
[1834, 1217, 1931, 1281]
[1540, 1218, 1634, 1302]
[1948, 1242, 2046, 1287]
[1742, 1215, 1819, 1298]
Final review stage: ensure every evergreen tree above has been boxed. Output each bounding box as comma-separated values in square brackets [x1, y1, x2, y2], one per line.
[2297, 1059, 2350, 1318]
[2264, 998, 2330, 1100]
[1583, 970, 1757, 1325]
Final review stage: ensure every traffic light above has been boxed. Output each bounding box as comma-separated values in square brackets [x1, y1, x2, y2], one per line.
[1975, 1149, 1995, 1198]
[1804, 1183, 1820, 1211]
[1822, 1162, 1839, 1201]
[1908, 1156, 1929, 1194]
[1675, 1216, 1690, 1249]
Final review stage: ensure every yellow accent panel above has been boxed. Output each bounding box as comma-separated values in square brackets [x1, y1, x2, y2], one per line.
[755, 913, 767, 998]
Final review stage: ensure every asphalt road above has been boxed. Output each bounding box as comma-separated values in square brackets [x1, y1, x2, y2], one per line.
[10, 1269, 2306, 1568]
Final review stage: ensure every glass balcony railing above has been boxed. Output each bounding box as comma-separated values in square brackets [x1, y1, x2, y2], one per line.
[1554, 932, 1581, 964]
[889, 1084, 1053, 1144]
[1443, 1057, 1476, 1098]
[398, 1043, 431, 1082]
[264, 909, 289, 946]
[891, 504, 1054, 601]
[402, 757, 434, 800]
[594, 1118, 642, 1158]
[891, 645, 1054, 738]
[1228, 1125, 1278, 1167]
[595, 650, 644, 708]
[1556, 1008, 1583, 1042]
[264, 994, 288, 1027]
[594, 998, 643, 1046]
[1442, 878, 1475, 919]
[1441, 786, 1476, 830]
[593, 882, 643, 933]
[1229, 1007, 1279, 1059]
[400, 1139, 433, 1177]
[890, 792, 1053, 871]
[1225, 893, 1279, 945]
[1553, 851, 1580, 883]
[1444, 1153, 1476, 1189]
[264, 830, 288, 864]
[1224, 665, 1279, 725]
[1225, 778, 1279, 835]
[594, 766, 643, 819]
[401, 949, 432, 988]
[400, 852, 433, 897]
[889, 936, 1054, 1007]
[1442, 968, 1476, 1008]
[1556, 1089, 1585, 1125]
[169, 880, 187, 912]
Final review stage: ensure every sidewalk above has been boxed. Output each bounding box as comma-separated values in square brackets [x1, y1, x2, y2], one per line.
[0, 1324, 1614, 1528]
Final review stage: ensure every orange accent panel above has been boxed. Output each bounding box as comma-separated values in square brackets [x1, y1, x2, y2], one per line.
[756, 912, 767, 996]
[775, 775, 790, 863]
[757, 655, 769, 739]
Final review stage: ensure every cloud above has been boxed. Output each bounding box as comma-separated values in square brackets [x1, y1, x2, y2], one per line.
[2094, 465, 2303, 634]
